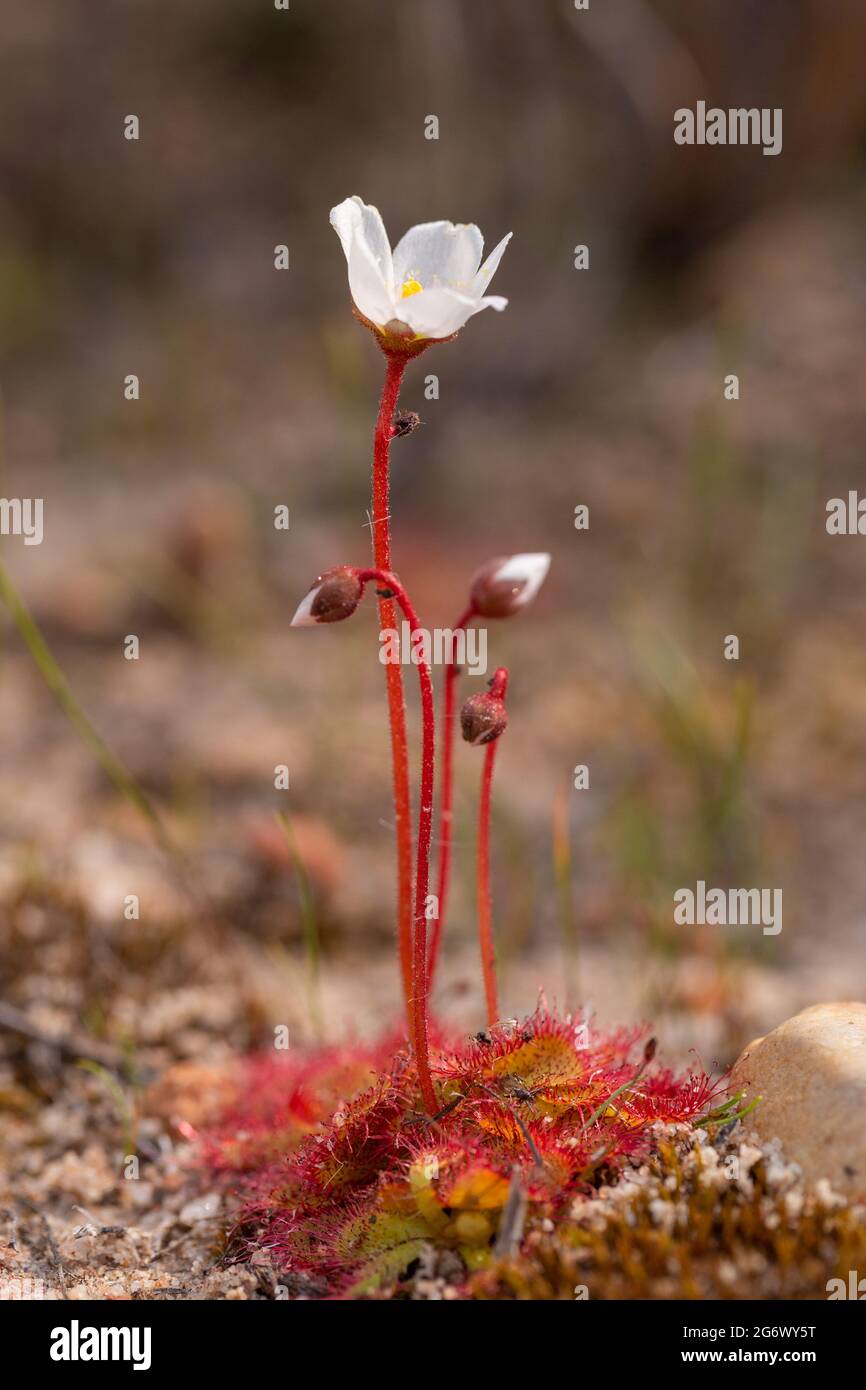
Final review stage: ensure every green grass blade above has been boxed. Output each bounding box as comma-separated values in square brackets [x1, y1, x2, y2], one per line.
[0, 557, 167, 845]
[276, 810, 323, 1038]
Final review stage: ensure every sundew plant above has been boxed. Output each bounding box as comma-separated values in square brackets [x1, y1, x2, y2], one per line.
[202, 199, 726, 1298]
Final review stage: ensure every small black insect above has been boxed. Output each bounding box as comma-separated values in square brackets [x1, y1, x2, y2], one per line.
[499, 1074, 540, 1105]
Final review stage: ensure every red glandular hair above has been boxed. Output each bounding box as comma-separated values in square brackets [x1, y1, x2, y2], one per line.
[203, 1007, 726, 1298]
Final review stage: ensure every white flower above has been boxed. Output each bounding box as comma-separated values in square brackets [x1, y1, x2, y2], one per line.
[330, 196, 512, 340]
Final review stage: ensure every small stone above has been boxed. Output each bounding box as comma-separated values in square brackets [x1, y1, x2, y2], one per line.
[730, 1001, 866, 1198]
[784, 1189, 804, 1219]
[179, 1192, 221, 1225]
[717, 1259, 738, 1286]
[738, 1143, 764, 1174]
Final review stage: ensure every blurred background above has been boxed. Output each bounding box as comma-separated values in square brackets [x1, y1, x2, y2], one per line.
[2, 0, 866, 1122]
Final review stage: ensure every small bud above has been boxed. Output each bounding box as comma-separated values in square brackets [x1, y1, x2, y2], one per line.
[643, 1037, 657, 1064]
[391, 410, 422, 438]
[469, 552, 550, 619]
[460, 691, 508, 746]
[291, 565, 362, 626]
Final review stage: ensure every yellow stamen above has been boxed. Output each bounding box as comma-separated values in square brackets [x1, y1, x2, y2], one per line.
[400, 277, 423, 298]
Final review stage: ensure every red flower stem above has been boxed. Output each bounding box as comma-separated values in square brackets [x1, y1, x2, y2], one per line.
[428, 603, 476, 988]
[370, 355, 414, 1029]
[477, 668, 508, 1028]
[358, 567, 438, 1116]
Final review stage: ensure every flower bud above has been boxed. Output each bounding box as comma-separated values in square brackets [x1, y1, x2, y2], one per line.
[291, 566, 362, 626]
[460, 691, 508, 746]
[469, 552, 550, 619]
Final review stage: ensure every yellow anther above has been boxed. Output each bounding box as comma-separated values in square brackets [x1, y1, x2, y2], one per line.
[400, 277, 423, 298]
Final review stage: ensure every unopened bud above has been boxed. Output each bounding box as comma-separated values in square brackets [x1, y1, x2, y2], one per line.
[460, 691, 508, 746]
[469, 552, 550, 619]
[291, 565, 362, 626]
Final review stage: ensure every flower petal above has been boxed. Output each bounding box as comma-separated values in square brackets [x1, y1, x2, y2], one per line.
[290, 587, 320, 627]
[330, 197, 394, 293]
[472, 232, 512, 296]
[346, 227, 395, 326]
[393, 285, 480, 338]
[329, 197, 362, 261]
[469, 295, 508, 315]
[491, 552, 550, 608]
[392, 222, 483, 295]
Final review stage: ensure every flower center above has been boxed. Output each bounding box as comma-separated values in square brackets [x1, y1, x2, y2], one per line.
[400, 277, 423, 299]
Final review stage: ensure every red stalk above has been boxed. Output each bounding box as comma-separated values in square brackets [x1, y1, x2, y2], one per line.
[428, 603, 476, 988]
[477, 668, 509, 1028]
[358, 567, 438, 1116]
[370, 356, 414, 1027]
